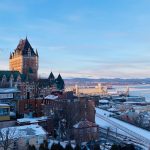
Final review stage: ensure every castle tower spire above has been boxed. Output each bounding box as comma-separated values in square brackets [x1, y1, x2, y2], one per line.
[9, 37, 39, 81]
[36, 49, 38, 57]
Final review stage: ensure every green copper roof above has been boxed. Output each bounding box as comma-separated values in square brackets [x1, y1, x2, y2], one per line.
[0, 70, 26, 82]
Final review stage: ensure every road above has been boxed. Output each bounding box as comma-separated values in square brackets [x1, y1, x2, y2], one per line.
[96, 109, 150, 149]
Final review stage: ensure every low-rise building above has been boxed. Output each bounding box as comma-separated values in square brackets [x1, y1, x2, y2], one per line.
[0, 104, 10, 121]
[17, 116, 53, 135]
[18, 98, 43, 118]
[0, 88, 20, 117]
[0, 124, 47, 150]
[73, 119, 99, 143]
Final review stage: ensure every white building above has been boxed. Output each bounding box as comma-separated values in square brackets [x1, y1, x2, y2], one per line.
[0, 124, 47, 150]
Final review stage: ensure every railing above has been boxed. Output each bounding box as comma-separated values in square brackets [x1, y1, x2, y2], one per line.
[96, 112, 150, 148]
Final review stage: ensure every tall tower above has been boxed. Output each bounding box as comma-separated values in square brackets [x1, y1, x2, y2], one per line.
[9, 37, 39, 81]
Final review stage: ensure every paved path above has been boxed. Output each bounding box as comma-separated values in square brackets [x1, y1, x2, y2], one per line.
[96, 110, 150, 148]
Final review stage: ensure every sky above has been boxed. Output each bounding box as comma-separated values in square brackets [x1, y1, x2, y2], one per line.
[0, 0, 150, 79]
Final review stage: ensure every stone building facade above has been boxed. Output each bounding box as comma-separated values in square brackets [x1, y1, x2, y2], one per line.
[38, 72, 65, 98]
[0, 37, 65, 100]
[9, 37, 39, 81]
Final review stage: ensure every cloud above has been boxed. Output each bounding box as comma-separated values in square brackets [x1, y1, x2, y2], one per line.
[38, 64, 150, 79]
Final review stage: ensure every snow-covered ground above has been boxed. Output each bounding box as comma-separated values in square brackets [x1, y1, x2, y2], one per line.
[95, 108, 130, 135]
[96, 108, 150, 143]
[17, 116, 48, 124]
[109, 117, 150, 140]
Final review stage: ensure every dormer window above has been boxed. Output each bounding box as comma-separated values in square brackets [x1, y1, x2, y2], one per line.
[17, 75, 21, 83]
[10, 74, 14, 87]
[28, 48, 31, 57]
[1, 75, 7, 87]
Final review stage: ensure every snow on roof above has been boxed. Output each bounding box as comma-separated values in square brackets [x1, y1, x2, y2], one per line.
[44, 95, 58, 100]
[108, 91, 117, 94]
[124, 102, 147, 104]
[108, 107, 118, 112]
[0, 104, 9, 107]
[73, 119, 97, 129]
[17, 116, 47, 124]
[99, 100, 109, 103]
[48, 140, 76, 149]
[96, 108, 113, 116]
[0, 88, 20, 93]
[0, 124, 47, 140]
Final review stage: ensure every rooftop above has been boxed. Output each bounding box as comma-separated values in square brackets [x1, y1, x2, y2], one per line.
[0, 104, 10, 107]
[17, 116, 47, 124]
[0, 124, 46, 140]
[45, 95, 58, 100]
[14, 38, 37, 56]
[0, 88, 20, 93]
[73, 119, 97, 129]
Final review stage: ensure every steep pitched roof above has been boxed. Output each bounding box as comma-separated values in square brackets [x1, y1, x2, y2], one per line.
[15, 37, 36, 56]
[48, 72, 55, 80]
[56, 74, 63, 81]
[0, 71, 26, 82]
[55, 74, 65, 90]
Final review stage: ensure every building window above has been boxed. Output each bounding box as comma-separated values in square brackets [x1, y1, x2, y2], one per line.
[29, 104, 33, 109]
[25, 104, 28, 109]
[0, 108, 9, 116]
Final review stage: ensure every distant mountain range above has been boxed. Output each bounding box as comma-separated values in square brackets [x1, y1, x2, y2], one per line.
[64, 78, 150, 85]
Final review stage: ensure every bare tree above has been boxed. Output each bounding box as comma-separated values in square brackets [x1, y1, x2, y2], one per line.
[0, 127, 20, 150]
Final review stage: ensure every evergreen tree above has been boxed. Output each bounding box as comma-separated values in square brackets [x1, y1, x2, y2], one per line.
[110, 144, 135, 150]
[28, 145, 32, 150]
[53, 129, 58, 139]
[65, 143, 73, 150]
[27, 145, 31, 150]
[28, 145, 36, 150]
[122, 144, 135, 150]
[94, 143, 101, 150]
[82, 146, 87, 150]
[58, 142, 65, 150]
[51, 143, 60, 150]
[43, 140, 49, 150]
[31, 145, 36, 150]
[39, 143, 45, 150]
[74, 144, 81, 150]
[110, 144, 121, 150]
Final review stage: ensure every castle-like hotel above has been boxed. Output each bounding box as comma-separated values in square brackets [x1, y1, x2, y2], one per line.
[0, 37, 64, 99]
[9, 37, 39, 81]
